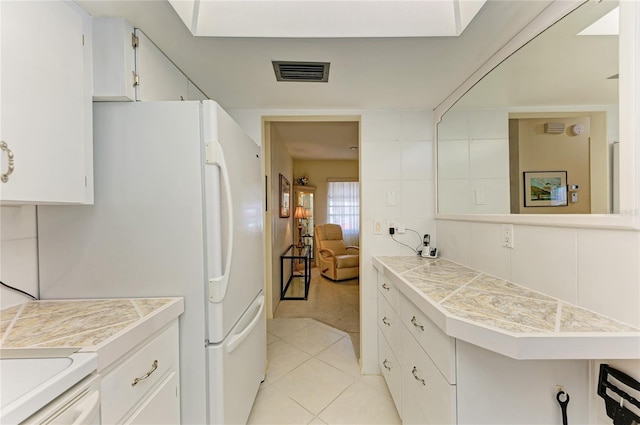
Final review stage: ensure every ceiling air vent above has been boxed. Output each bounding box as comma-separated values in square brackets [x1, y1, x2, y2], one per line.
[544, 122, 565, 134]
[272, 61, 330, 83]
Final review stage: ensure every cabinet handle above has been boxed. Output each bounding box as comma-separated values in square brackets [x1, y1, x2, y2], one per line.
[382, 316, 391, 326]
[411, 316, 424, 331]
[381, 283, 390, 291]
[1, 141, 15, 183]
[131, 360, 158, 386]
[412, 366, 426, 386]
[383, 359, 392, 371]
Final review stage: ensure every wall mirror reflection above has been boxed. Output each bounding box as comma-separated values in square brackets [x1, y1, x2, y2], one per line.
[437, 0, 619, 216]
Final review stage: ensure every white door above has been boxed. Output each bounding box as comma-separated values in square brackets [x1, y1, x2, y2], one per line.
[203, 100, 264, 343]
[206, 293, 266, 425]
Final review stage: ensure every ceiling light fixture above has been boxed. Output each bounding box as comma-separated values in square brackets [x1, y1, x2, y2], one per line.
[578, 6, 619, 36]
[168, 0, 486, 38]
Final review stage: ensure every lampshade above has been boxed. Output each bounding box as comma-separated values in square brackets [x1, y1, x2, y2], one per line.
[293, 206, 306, 219]
[304, 208, 312, 218]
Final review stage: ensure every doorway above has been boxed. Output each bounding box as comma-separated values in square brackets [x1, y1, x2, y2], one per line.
[262, 115, 361, 357]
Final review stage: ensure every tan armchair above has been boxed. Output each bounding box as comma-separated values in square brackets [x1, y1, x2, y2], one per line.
[315, 224, 359, 281]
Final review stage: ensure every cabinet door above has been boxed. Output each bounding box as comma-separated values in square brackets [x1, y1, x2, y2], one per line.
[134, 29, 189, 101]
[92, 17, 136, 101]
[125, 372, 180, 425]
[378, 328, 402, 418]
[401, 325, 457, 424]
[1, 1, 89, 204]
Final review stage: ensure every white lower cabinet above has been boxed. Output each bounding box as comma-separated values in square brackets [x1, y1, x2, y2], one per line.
[376, 269, 589, 425]
[378, 328, 402, 417]
[100, 320, 180, 424]
[400, 324, 456, 424]
[125, 372, 180, 425]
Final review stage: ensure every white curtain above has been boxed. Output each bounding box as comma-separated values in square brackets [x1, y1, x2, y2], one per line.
[327, 181, 360, 246]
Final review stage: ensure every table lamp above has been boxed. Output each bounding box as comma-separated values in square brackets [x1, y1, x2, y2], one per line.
[293, 205, 305, 247]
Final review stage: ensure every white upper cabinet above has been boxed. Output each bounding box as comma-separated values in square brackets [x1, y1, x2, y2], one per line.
[93, 17, 137, 101]
[93, 17, 207, 102]
[134, 30, 189, 101]
[0, 1, 93, 204]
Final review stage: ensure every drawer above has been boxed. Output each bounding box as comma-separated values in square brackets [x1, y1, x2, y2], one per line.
[377, 271, 399, 312]
[401, 325, 456, 425]
[377, 295, 401, 358]
[377, 328, 402, 418]
[125, 371, 180, 425]
[399, 293, 456, 384]
[101, 321, 179, 424]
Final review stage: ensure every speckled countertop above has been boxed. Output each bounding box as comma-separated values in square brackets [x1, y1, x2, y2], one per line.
[373, 256, 640, 359]
[0, 297, 184, 370]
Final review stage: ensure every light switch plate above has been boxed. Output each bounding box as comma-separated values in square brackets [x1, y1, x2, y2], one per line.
[386, 191, 396, 206]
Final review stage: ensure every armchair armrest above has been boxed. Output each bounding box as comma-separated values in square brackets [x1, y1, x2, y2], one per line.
[346, 246, 360, 254]
[318, 248, 336, 258]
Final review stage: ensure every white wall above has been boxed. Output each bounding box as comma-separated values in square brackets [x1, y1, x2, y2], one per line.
[0, 206, 39, 308]
[230, 108, 435, 374]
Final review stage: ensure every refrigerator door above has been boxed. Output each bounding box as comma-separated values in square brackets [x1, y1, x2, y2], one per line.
[206, 292, 266, 425]
[203, 100, 264, 343]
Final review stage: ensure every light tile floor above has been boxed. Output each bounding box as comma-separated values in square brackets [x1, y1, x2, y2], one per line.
[248, 318, 401, 425]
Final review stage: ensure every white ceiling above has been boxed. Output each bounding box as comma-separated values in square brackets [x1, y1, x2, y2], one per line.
[76, 0, 557, 159]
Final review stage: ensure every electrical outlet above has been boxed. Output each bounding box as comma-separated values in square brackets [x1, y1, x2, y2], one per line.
[397, 222, 406, 233]
[502, 224, 514, 248]
[387, 220, 397, 231]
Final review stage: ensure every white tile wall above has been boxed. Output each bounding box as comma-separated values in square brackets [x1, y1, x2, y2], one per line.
[0, 206, 39, 308]
[510, 225, 578, 302]
[469, 222, 510, 280]
[577, 228, 640, 328]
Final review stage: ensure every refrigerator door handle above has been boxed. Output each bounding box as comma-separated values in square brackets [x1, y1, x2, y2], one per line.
[225, 295, 265, 354]
[207, 140, 234, 303]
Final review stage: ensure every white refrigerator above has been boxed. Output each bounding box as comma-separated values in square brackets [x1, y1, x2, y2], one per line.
[37, 100, 266, 425]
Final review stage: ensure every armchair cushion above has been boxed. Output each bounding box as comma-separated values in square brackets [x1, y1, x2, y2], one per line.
[335, 255, 359, 269]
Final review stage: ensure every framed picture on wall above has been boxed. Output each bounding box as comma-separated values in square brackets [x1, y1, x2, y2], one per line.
[523, 171, 568, 207]
[279, 174, 291, 217]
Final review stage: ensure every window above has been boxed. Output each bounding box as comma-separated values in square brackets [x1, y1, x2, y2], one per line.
[327, 181, 360, 246]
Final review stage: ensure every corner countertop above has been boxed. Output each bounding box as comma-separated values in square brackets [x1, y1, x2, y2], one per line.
[373, 256, 640, 360]
[0, 297, 184, 371]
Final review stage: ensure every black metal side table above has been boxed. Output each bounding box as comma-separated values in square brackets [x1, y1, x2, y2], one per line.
[280, 244, 311, 300]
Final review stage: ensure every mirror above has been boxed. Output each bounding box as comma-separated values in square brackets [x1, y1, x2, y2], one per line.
[437, 0, 620, 216]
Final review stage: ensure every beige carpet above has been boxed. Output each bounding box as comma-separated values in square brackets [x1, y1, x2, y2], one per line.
[274, 267, 360, 358]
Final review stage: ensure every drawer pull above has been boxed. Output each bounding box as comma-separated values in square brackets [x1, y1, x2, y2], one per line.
[131, 360, 158, 386]
[383, 359, 392, 371]
[412, 366, 426, 386]
[381, 283, 390, 291]
[382, 316, 391, 326]
[411, 316, 424, 331]
[1, 141, 15, 183]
